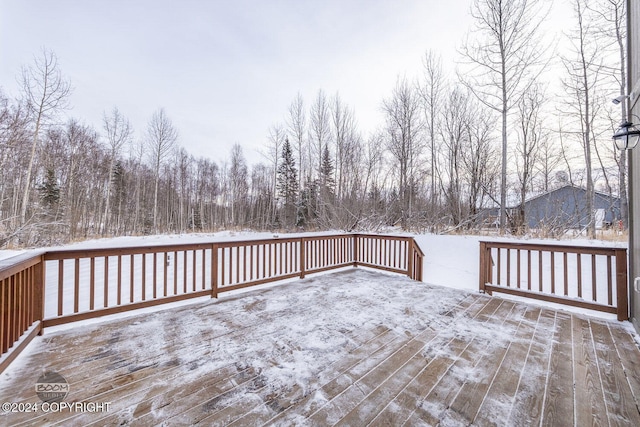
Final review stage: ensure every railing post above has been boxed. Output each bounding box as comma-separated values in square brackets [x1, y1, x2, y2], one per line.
[34, 256, 45, 335]
[415, 243, 423, 281]
[407, 238, 414, 279]
[300, 237, 306, 279]
[352, 234, 359, 267]
[615, 248, 629, 321]
[211, 244, 218, 298]
[479, 242, 487, 294]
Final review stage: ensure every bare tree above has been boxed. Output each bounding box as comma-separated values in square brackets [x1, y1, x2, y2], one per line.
[146, 108, 178, 232]
[102, 107, 132, 235]
[459, 0, 550, 232]
[228, 143, 249, 226]
[463, 102, 499, 228]
[286, 93, 306, 192]
[331, 94, 358, 201]
[308, 90, 332, 222]
[309, 90, 332, 182]
[439, 88, 469, 227]
[19, 48, 71, 224]
[514, 83, 548, 231]
[382, 77, 424, 229]
[419, 50, 446, 207]
[263, 123, 286, 224]
[0, 93, 29, 230]
[562, 0, 603, 238]
[591, 0, 628, 228]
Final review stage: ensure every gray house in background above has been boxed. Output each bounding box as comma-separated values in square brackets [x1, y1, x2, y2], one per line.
[511, 184, 621, 231]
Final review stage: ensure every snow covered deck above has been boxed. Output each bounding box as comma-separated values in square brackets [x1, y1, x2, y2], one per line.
[1, 269, 639, 426]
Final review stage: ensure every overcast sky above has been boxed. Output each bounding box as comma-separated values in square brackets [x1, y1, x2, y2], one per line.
[0, 0, 568, 166]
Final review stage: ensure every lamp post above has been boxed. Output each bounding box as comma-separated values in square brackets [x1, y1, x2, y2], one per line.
[612, 120, 640, 150]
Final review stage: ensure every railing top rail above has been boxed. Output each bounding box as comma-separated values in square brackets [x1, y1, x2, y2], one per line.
[0, 251, 45, 281]
[479, 240, 626, 255]
[42, 243, 215, 260]
[40, 234, 339, 259]
[39, 233, 421, 260]
[355, 233, 414, 241]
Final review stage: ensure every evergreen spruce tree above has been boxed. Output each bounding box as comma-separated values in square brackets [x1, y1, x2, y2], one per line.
[276, 138, 298, 227]
[317, 144, 335, 225]
[319, 144, 335, 195]
[38, 168, 60, 212]
[110, 160, 126, 234]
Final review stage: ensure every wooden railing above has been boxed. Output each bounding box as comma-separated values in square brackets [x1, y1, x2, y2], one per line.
[0, 233, 423, 373]
[479, 241, 628, 320]
[0, 252, 45, 373]
[41, 243, 215, 327]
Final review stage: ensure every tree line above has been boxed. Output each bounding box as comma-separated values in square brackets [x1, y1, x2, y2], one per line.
[0, 0, 628, 247]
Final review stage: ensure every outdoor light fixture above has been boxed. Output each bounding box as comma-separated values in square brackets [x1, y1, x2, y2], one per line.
[612, 121, 640, 150]
[613, 94, 629, 105]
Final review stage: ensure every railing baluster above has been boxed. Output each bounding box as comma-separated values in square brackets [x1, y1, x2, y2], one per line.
[153, 253, 158, 299]
[506, 249, 511, 287]
[117, 255, 122, 305]
[142, 253, 147, 301]
[173, 251, 178, 295]
[212, 245, 218, 298]
[550, 251, 555, 294]
[183, 250, 188, 293]
[300, 238, 306, 278]
[9, 276, 14, 346]
[268, 243, 273, 278]
[221, 247, 226, 286]
[563, 252, 568, 296]
[192, 250, 197, 292]
[516, 249, 521, 289]
[201, 249, 206, 291]
[102, 256, 109, 308]
[163, 252, 168, 297]
[58, 260, 64, 316]
[591, 254, 597, 301]
[527, 250, 531, 291]
[279, 242, 284, 275]
[242, 245, 247, 282]
[577, 253, 582, 298]
[74, 259, 80, 313]
[607, 255, 612, 306]
[538, 250, 542, 292]
[1, 278, 6, 353]
[235, 246, 240, 284]
[130, 254, 135, 303]
[497, 248, 501, 284]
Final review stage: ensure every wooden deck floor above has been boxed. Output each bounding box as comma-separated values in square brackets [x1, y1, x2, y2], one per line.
[1, 269, 639, 426]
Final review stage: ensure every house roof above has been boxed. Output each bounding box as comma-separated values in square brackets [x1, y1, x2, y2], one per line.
[507, 184, 620, 209]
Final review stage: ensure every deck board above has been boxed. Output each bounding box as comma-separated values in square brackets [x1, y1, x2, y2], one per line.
[1, 269, 639, 426]
[573, 316, 610, 427]
[541, 312, 575, 426]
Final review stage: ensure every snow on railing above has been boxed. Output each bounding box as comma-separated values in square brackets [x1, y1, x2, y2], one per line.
[0, 233, 423, 374]
[479, 241, 628, 321]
